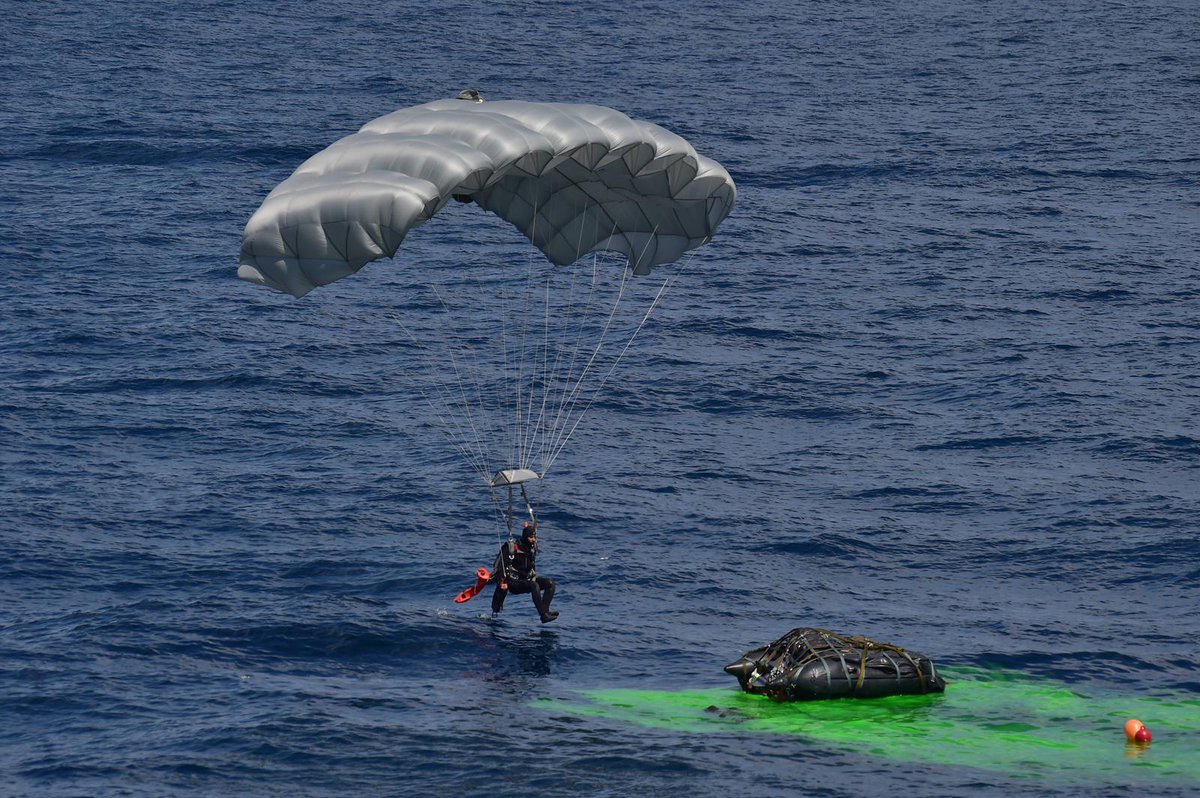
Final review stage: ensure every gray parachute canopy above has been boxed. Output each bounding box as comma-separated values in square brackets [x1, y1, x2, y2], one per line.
[238, 97, 736, 297]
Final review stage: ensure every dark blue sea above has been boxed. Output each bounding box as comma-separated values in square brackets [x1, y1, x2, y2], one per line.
[3, 1, 1198, 795]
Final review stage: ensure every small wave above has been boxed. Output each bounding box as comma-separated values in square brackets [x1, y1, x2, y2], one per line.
[1055, 167, 1163, 181]
[38, 373, 272, 395]
[1039, 287, 1137, 302]
[965, 649, 1168, 687]
[675, 467, 754, 483]
[197, 617, 467, 664]
[27, 139, 216, 166]
[915, 435, 1045, 451]
[769, 405, 859, 420]
[24, 139, 317, 168]
[1093, 434, 1200, 462]
[754, 534, 884, 559]
[734, 160, 933, 189]
[849, 485, 963, 500]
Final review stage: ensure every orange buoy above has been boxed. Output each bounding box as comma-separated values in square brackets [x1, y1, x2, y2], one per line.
[1123, 719, 1144, 741]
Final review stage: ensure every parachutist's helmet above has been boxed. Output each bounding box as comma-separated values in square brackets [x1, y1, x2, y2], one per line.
[456, 89, 484, 103]
[522, 521, 537, 540]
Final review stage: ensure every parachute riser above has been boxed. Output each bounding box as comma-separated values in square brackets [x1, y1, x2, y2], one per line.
[490, 469, 538, 541]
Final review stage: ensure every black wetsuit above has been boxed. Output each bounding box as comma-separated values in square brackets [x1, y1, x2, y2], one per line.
[491, 537, 556, 620]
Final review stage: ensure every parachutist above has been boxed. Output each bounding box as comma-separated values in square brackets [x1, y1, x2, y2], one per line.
[455, 88, 484, 102]
[491, 522, 558, 623]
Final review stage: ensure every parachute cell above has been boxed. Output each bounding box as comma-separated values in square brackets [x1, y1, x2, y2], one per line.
[238, 98, 736, 297]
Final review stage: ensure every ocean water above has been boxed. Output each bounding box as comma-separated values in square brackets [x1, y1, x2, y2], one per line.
[2, 1, 1199, 795]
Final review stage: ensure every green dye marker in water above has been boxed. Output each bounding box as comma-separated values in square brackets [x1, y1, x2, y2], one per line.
[534, 666, 1200, 786]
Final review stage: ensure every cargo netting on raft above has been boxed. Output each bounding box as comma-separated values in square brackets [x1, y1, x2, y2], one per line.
[724, 627, 947, 701]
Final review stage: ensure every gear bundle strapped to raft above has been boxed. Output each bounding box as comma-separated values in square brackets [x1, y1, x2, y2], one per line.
[724, 628, 946, 701]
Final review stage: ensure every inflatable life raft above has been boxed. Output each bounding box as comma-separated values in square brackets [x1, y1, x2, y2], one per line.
[724, 627, 946, 701]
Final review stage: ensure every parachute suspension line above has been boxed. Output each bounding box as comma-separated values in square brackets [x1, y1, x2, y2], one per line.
[507, 485, 515, 538]
[540, 233, 643, 471]
[400, 201, 680, 483]
[538, 254, 595, 474]
[520, 194, 608, 476]
[488, 488, 509, 544]
[423, 221, 538, 485]
[515, 483, 537, 543]
[521, 483, 535, 524]
[423, 281, 492, 479]
[486, 482, 536, 543]
[520, 277, 545, 472]
[523, 196, 555, 471]
[427, 283, 494, 480]
[544, 266, 676, 473]
[540, 212, 624, 474]
[543, 233, 683, 474]
[389, 313, 492, 482]
[522, 278, 553, 476]
[532, 202, 607, 473]
[388, 316, 481, 477]
[389, 240, 535, 485]
[400, 344, 489, 481]
[458, 265, 518, 474]
[542, 263, 630, 470]
[531, 252, 586, 473]
[512, 197, 541, 471]
[483, 231, 515, 480]
[491, 267, 520, 475]
[440, 200, 598, 482]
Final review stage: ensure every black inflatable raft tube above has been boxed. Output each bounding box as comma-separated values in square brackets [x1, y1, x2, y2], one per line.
[725, 627, 946, 701]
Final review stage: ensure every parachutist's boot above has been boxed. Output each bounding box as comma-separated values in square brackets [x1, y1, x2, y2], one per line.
[530, 581, 554, 620]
